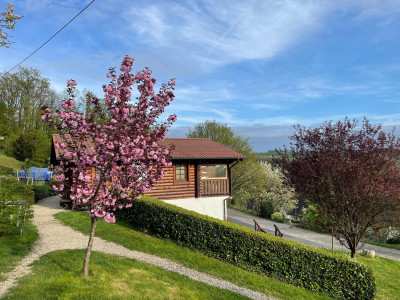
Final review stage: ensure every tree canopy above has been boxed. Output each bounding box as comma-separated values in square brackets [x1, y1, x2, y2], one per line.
[0, 67, 59, 164]
[276, 118, 400, 258]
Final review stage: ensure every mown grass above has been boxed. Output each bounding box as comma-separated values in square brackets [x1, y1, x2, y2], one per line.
[55, 211, 331, 300]
[4, 250, 247, 300]
[356, 255, 400, 300]
[0, 222, 38, 281]
[0, 153, 21, 170]
[362, 239, 400, 250]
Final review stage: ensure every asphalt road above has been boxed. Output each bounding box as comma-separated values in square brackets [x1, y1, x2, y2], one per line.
[228, 207, 400, 261]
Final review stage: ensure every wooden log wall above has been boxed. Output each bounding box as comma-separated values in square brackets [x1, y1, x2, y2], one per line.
[144, 164, 196, 200]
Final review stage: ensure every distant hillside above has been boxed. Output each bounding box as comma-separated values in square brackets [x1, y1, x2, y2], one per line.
[257, 151, 292, 157]
[258, 150, 279, 157]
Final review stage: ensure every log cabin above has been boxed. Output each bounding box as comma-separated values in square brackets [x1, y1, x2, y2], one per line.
[51, 135, 245, 220]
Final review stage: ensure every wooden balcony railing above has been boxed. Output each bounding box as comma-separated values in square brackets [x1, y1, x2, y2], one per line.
[201, 179, 229, 196]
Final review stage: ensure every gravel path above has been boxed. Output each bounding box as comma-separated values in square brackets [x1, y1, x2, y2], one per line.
[228, 208, 400, 261]
[0, 197, 274, 300]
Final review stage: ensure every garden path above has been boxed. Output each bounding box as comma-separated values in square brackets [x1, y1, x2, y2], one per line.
[228, 208, 400, 261]
[0, 196, 274, 300]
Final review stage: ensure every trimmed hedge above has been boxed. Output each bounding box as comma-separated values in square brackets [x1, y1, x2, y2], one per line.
[118, 196, 376, 299]
[33, 184, 57, 203]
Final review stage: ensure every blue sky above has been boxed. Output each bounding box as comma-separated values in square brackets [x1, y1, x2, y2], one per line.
[1, 1, 400, 151]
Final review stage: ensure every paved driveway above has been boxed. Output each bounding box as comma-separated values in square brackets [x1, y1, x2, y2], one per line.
[228, 208, 400, 261]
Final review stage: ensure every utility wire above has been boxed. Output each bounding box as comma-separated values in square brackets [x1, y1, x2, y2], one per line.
[8, 0, 96, 73]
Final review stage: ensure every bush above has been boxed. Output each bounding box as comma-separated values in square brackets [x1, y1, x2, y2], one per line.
[301, 204, 330, 233]
[33, 184, 57, 202]
[260, 201, 274, 218]
[118, 196, 376, 299]
[0, 165, 13, 175]
[0, 177, 34, 236]
[271, 212, 284, 223]
[13, 133, 35, 161]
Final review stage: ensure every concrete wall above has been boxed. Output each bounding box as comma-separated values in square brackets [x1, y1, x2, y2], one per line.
[164, 196, 229, 220]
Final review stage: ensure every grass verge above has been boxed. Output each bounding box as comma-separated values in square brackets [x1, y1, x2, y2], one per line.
[55, 211, 331, 300]
[361, 239, 400, 250]
[0, 222, 38, 281]
[4, 250, 247, 300]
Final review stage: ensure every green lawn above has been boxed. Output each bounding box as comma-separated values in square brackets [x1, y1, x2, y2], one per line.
[4, 250, 247, 300]
[0, 222, 38, 281]
[362, 239, 400, 250]
[356, 255, 400, 300]
[55, 211, 331, 300]
[0, 153, 21, 170]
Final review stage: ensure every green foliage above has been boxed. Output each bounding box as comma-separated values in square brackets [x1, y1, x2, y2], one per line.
[0, 177, 34, 236]
[13, 133, 35, 161]
[301, 205, 330, 233]
[0, 165, 13, 175]
[271, 212, 284, 223]
[187, 120, 253, 155]
[33, 184, 56, 203]
[118, 196, 376, 299]
[32, 129, 51, 165]
[260, 201, 275, 218]
[0, 67, 58, 154]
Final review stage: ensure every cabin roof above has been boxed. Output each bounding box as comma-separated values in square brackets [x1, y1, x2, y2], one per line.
[159, 138, 245, 160]
[52, 135, 245, 161]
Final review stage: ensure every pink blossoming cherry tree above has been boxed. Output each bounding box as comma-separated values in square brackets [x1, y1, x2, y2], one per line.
[42, 56, 177, 277]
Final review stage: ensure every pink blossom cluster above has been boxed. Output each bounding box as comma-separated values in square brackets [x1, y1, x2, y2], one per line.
[42, 55, 176, 223]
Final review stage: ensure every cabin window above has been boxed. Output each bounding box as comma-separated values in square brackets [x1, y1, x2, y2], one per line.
[201, 164, 227, 179]
[175, 163, 188, 181]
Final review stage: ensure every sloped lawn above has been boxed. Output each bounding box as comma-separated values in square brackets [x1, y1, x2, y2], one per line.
[55, 211, 331, 300]
[4, 250, 247, 300]
[0, 222, 38, 281]
[0, 153, 21, 170]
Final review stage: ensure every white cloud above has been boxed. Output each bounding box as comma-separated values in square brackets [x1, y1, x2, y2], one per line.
[120, 0, 400, 69]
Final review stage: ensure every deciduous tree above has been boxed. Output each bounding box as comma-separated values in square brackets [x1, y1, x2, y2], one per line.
[42, 56, 177, 277]
[276, 118, 400, 258]
[0, 4, 22, 47]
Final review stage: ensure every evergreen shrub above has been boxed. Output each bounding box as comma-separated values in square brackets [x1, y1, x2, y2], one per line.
[260, 201, 274, 218]
[118, 196, 376, 299]
[271, 212, 285, 223]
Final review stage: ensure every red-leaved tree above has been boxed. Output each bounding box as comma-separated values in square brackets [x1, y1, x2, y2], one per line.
[42, 56, 177, 276]
[276, 118, 400, 258]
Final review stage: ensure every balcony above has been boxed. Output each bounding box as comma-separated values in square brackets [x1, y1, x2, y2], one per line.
[201, 179, 229, 196]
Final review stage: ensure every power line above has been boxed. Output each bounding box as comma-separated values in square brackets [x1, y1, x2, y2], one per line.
[8, 0, 96, 73]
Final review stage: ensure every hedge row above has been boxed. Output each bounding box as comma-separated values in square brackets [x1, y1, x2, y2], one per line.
[0, 165, 14, 175]
[33, 184, 57, 203]
[118, 196, 376, 299]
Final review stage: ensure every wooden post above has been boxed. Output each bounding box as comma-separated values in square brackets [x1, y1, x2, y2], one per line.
[331, 228, 334, 251]
[227, 164, 232, 196]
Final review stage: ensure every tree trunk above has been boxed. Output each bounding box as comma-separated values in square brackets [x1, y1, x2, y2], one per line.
[82, 217, 97, 278]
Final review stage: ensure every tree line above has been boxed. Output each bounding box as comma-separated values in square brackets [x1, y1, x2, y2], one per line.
[0, 67, 60, 165]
